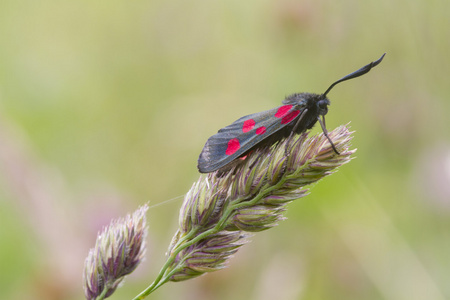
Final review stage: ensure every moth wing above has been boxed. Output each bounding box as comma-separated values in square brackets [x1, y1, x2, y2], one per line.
[198, 105, 301, 173]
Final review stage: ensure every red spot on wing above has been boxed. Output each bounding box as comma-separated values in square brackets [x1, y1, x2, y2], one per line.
[275, 105, 293, 118]
[242, 119, 255, 133]
[281, 110, 300, 124]
[255, 126, 266, 135]
[225, 138, 240, 155]
[239, 151, 252, 160]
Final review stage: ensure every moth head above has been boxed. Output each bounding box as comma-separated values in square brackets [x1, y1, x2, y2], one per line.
[317, 97, 330, 116]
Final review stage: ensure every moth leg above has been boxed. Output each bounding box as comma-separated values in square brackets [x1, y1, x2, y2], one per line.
[284, 131, 295, 157]
[292, 109, 308, 133]
[317, 115, 340, 155]
[284, 109, 308, 156]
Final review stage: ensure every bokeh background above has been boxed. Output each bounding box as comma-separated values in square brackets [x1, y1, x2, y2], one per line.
[1, 0, 449, 299]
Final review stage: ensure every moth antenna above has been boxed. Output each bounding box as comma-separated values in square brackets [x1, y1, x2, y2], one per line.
[323, 53, 386, 97]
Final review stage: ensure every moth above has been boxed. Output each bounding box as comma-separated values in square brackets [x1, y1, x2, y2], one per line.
[198, 53, 385, 173]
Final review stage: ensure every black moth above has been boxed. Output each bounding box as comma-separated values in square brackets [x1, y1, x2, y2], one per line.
[198, 53, 385, 173]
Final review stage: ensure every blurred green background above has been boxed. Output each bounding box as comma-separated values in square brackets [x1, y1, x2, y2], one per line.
[1, 0, 449, 299]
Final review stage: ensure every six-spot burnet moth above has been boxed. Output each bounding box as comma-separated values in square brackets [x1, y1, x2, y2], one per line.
[198, 53, 386, 173]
